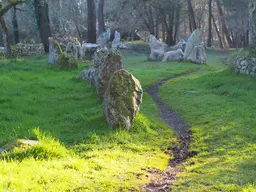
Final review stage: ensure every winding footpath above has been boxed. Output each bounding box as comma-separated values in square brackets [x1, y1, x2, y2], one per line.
[145, 68, 202, 192]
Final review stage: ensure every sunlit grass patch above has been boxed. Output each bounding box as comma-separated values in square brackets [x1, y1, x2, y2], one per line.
[0, 53, 199, 191]
[159, 58, 256, 191]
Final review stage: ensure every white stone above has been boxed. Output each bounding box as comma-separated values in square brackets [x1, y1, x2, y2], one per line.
[112, 31, 121, 49]
[184, 29, 200, 59]
[149, 35, 167, 61]
[162, 49, 184, 62]
[187, 45, 207, 64]
[48, 37, 59, 64]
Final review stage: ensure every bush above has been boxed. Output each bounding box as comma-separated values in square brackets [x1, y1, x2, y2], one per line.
[57, 52, 78, 70]
[126, 41, 150, 55]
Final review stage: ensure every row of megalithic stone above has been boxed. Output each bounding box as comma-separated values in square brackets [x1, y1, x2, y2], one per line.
[48, 31, 128, 64]
[150, 29, 207, 64]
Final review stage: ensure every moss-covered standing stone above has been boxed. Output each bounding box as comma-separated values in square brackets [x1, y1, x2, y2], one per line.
[77, 49, 123, 100]
[57, 52, 78, 70]
[103, 69, 143, 130]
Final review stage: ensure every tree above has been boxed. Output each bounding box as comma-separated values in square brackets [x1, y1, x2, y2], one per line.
[215, 0, 233, 48]
[0, 0, 24, 57]
[12, 6, 20, 44]
[187, 0, 197, 31]
[87, 0, 96, 43]
[207, 0, 212, 47]
[34, 0, 52, 52]
[97, 0, 105, 35]
[249, 0, 256, 55]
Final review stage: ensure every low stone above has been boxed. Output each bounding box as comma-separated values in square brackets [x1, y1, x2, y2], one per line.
[240, 69, 246, 74]
[241, 60, 247, 66]
[103, 69, 143, 130]
[250, 72, 256, 76]
[162, 49, 184, 62]
[119, 44, 128, 49]
[0, 139, 39, 155]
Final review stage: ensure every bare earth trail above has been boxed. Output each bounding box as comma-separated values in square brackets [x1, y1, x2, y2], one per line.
[144, 69, 202, 192]
[144, 50, 231, 191]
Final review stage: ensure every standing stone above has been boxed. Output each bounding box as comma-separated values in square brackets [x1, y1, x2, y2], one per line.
[162, 49, 184, 62]
[82, 43, 99, 60]
[73, 45, 82, 60]
[97, 29, 111, 48]
[48, 37, 60, 64]
[103, 69, 143, 130]
[184, 29, 200, 59]
[171, 40, 186, 52]
[187, 45, 207, 64]
[97, 33, 107, 48]
[149, 35, 167, 61]
[76, 49, 123, 100]
[66, 42, 74, 53]
[184, 30, 207, 64]
[112, 31, 121, 49]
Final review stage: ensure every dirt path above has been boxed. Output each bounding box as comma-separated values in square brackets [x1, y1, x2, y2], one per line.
[144, 68, 201, 192]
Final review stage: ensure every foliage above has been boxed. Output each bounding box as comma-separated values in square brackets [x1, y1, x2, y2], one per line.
[57, 52, 78, 70]
[124, 41, 151, 55]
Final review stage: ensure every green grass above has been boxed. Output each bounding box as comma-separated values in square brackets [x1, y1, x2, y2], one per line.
[1, 50, 255, 191]
[0, 53, 198, 191]
[159, 50, 256, 191]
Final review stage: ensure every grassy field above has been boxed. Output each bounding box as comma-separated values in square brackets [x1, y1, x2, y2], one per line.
[1, 50, 255, 191]
[0, 53, 198, 191]
[159, 50, 256, 191]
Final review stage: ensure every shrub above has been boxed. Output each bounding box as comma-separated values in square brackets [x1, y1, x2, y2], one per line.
[126, 41, 150, 55]
[57, 52, 78, 70]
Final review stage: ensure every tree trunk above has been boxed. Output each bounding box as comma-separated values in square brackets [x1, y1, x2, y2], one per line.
[0, 17, 11, 57]
[12, 6, 20, 44]
[87, 0, 96, 43]
[215, 0, 233, 48]
[51, 0, 61, 35]
[207, 0, 212, 47]
[174, 2, 181, 43]
[187, 0, 197, 31]
[34, 0, 52, 53]
[249, 1, 256, 54]
[212, 13, 224, 49]
[97, 0, 105, 36]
